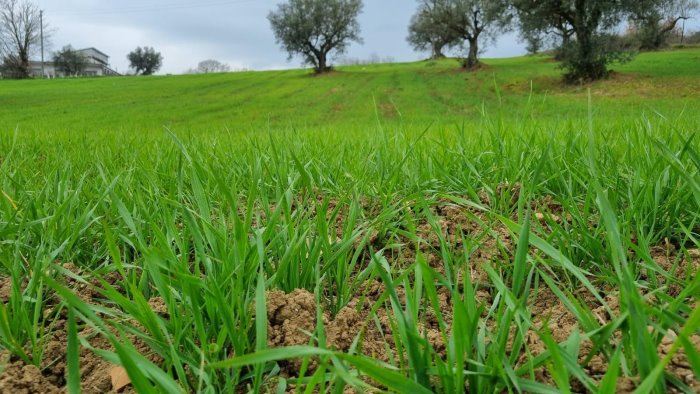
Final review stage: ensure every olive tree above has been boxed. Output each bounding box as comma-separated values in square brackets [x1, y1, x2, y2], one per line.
[407, 0, 511, 69]
[127, 46, 162, 75]
[513, 0, 640, 82]
[631, 0, 699, 49]
[448, 0, 512, 69]
[516, 9, 574, 59]
[268, 0, 363, 73]
[53, 45, 88, 76]
[407, 0, 458, 59]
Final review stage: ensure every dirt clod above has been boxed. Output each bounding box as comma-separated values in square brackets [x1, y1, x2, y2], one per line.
[267, 289, 319, 348]
[148, 297, 169, 317]
[0, 361, 62, 394]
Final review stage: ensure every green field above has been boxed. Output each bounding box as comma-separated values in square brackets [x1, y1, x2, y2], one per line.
[2, 48, 700, 133]
[1, 49, 700, 393]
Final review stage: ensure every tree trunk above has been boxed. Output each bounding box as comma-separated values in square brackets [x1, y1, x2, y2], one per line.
[561, 32, 570, 49]
[464, 38, 479, 69]
[567, 26, 607, 83]
[431, 42, 445, 60]
[561, 0, 608, 81]
[15, 49, 31, 79]
[641, 16, 685, 50]
[554, 33, 570, 61]
[316, 51, 330, 73]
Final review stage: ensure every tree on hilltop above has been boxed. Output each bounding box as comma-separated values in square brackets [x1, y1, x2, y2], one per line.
[447, 0, 512, 69]
[197, 59, 230, 73]
[406, 0, 511, 69]
[407, 0, 458, 60]
[127, 46, 162, 75]
[268, 0, 364, 73]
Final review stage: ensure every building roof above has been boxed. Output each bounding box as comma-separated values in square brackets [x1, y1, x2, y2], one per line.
[77, 47, 110, 59]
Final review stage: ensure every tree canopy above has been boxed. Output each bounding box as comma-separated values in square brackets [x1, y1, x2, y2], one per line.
[630, 0, 699, 49]
[268, 0, 363, 73]
[127, 46, 162, 75]
[196, 59, 230, 73]
[407, 0, 457, 60]
[448, 0, 512, 69]
[0, 0, 42, 79]
[406, 0, 511, 69]
[52, 45, 88, 76]
[513, 0, 640, 82]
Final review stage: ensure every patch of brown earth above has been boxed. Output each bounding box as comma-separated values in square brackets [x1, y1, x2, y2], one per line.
[266, 283, 446, 377]
[529, 289, 583, 344]
[327, 297, 397, 361]
[0, 275, 28, 303]
[267, 289, 319, 349]
[659, 332, 700, 392]
[0, 275, 12, 303]
[0, 264, 165, 393]
[381, 199, 512, 286]
[0, 359, 62, 394]
[147, 297, 169, 317]
[0, 328, 122, 393]
[647, 245, 699, 297]
[378, 102, 398, 119]
[266, 289, 323, 373]
[524, 285, 700, 392]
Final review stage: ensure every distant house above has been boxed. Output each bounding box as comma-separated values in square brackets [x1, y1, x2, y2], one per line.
[30, 48, 121, 78]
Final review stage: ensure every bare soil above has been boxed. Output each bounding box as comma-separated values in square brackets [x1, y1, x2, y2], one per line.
[263, 196, 700, 392]
[2, 195, 699, 392]
[0, 265, 152, 394]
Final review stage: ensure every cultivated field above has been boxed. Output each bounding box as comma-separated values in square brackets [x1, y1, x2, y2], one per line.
[1, 49, 700, 393]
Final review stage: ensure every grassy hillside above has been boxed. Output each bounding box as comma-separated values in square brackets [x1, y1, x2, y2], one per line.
[1, 48, 699, 133]
[0, 49, 699, 393]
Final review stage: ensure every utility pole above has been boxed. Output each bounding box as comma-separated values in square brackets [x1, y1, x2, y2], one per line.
[681, 18, 686, 44]
[40, 10, 45, 78]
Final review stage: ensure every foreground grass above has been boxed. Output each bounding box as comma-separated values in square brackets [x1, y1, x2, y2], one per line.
[1, 110, 700, 392]
[1, 49, 700, 393]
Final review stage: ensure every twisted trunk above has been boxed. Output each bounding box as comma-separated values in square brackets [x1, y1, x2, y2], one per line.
[431, 42, 445, 60]
[316, 51, 330, 73]
[465, 37, 479, 69]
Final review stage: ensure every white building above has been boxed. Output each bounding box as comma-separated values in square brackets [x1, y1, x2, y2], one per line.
[30, 48, 121, 78]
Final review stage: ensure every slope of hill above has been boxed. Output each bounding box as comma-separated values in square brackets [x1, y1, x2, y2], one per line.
[1, 48, 699, 133]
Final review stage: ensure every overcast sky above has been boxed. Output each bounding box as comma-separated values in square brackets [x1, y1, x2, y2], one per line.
[35, 1, 700, 75]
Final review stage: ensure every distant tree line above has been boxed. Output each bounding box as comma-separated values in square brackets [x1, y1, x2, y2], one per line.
[1, 0, 699, 82]
[185, 59, 232, 74]
[0, 0, 166, 78]
[405, 0, 699, 82]
[269, 0, 699, 83]
[337, 53, 395, 66]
